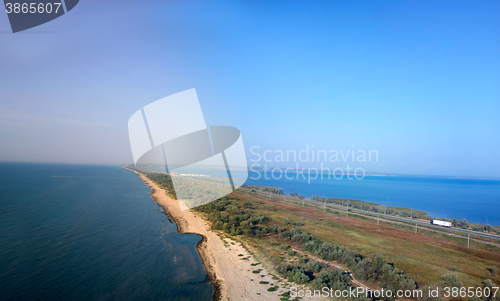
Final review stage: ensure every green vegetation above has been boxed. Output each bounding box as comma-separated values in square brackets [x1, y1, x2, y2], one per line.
[145, 172, 177, 199]
[267, 286, 278, 292]
[145, 175, 500, 300]
[311, 269, 351, 291]
[198, 191, 499, 296]
[244, 184, 500, 235]
[245, 185, 427, 217]
[194, 195, 418, 296]
[307, 260, 322, 273]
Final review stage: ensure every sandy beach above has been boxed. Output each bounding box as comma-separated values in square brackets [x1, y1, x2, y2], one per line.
[124, 167, 286, 301]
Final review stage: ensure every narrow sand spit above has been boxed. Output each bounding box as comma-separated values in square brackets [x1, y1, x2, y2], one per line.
[124, 167, 286, 301]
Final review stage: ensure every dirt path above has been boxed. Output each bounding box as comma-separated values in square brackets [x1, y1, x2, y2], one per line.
[289, 246, 372, 291]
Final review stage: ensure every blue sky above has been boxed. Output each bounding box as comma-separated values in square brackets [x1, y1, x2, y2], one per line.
[0, 0, 499, 177]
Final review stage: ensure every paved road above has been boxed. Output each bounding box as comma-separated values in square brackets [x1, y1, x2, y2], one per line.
[242, 189, 500, 241]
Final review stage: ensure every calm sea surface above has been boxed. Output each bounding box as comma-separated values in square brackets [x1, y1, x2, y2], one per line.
[245, 170, 500, 225]
[0, 163, 213, 301]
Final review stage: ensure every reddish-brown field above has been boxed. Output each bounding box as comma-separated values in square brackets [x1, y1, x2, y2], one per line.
[235, 191, 500, 287]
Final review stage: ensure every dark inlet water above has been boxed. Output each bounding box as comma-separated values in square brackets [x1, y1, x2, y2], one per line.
[0, 163, 213, 301]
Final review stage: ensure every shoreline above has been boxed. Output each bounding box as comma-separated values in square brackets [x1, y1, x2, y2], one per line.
[123, 166, 282, 301]
[123, 166, 222, 300]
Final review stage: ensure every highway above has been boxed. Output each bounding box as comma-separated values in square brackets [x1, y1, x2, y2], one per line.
[241, 188, 500, 241]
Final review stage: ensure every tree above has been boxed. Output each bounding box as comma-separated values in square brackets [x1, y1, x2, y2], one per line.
[458, 218, 470, 229]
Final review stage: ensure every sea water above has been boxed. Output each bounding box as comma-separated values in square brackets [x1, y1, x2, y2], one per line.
[0, 163, 213, 301]
[246, 170, 500, 225]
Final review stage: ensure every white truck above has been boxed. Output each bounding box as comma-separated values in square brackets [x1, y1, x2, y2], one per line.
[431, 219, 452, 227]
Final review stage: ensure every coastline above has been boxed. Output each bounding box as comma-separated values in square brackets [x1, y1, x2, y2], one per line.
[123, 166, 222, 300]
[123, 166, 282, 301]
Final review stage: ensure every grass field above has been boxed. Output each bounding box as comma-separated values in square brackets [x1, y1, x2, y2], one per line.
[144, 171, 499, 299]
[234, 191, 500, 288]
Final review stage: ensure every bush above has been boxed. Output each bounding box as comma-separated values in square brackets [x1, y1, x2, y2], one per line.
[353, 255, 416, 292]
[311, 269, 350, 291]
[442, 272, 463, 288]
[458, 218, 470, 229]
[448, 265, 461, 272]
[192, 193, 417, 294]
[288, 269, 309, 284]
[307, 261, 322, 273]
[276, 264, 310, 285]
[303, 240, 321, 253]
[213, 220, 224, 230]
[488, 265, 498, 277]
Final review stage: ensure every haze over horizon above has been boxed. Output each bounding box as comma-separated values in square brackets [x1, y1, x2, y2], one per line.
[1, 0, 499, 178]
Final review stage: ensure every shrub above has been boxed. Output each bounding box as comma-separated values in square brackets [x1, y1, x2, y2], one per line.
[310, 269, 350, 291]
[276, 264, 310, 285]
[307, 261, 322, 273]
[488, 265, 498, 277]
[213, 220, 224, 230]
[353, 255, 416, 292]
[289, 269, 309, 284]
[442, 272, 463, 288]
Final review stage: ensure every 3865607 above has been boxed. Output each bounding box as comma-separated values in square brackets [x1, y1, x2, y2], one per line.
[443, 286, 499, 298]
[5, 3, 62, 14]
